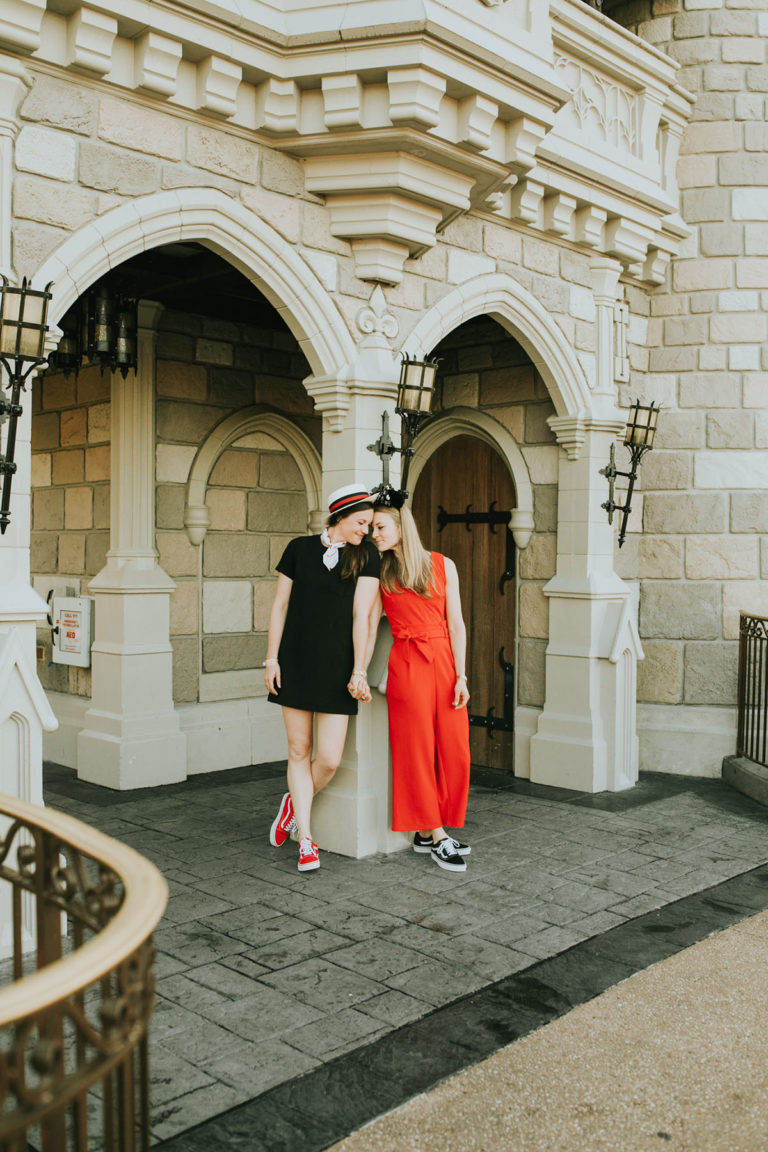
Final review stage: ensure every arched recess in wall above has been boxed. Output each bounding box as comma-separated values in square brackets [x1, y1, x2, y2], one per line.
[407, 407, 535, 549]
[403, 273, 592, 420]
[184, 407, 323, 545]
[34, 188, 355, 380]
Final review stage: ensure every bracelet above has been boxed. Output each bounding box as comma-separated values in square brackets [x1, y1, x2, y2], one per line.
[455, 673, 467, 681]
[265, 658, 279, 666]
[353, 669, 368, 677]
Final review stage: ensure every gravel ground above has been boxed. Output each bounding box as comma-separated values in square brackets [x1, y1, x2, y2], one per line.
[329, 911, 768, 1152]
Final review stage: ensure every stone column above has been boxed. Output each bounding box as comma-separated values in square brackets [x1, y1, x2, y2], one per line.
[304, 293, 406, 855]
[77, 301, 186, 789]
[530, 257, 642, 793]
[0, 56, 55, 817]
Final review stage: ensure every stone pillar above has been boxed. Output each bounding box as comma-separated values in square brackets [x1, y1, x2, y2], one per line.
[530, 257, 642, 793]
[0, 55, 55, 819]
[304, 296, 406, 855]
[77, 301, 186, 789]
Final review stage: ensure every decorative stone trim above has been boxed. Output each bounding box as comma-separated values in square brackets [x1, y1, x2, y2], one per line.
[457, 94, 498, 153]
[133, 32, 182, 98]
[509, 178, 545, 225]
[322, 74, 364, 131]
[67, 7, 118, 77]
[0, 0, 45, 54]
[34, 188, 355, 380]
[184, 408, 322, 546]
[387, 68, 446, 131]
[542, 192, 577, 237]
[255, 79, 299, 136]
[302, 375, 351, 434]
[196, 55, 241, 119]
[406, 272, 591, 421]
[356, 286, 398, 343]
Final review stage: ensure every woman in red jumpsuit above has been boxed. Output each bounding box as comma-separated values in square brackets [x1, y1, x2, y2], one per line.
[371, 495, 471, 873]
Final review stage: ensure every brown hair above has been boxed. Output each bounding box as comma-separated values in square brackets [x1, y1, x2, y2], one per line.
[374, 505, 433, 596]
[326, 502, 375, 581]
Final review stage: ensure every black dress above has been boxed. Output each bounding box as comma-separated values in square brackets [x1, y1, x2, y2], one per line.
[268, 535, 380, 715]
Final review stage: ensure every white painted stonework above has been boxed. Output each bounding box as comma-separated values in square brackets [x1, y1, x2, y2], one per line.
[0, 0, 763, 860]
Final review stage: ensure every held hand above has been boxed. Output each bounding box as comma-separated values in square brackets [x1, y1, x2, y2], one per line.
[453, 676, 469, 709]
[264, 660, 281, 693]
[348, 671, 371, 702]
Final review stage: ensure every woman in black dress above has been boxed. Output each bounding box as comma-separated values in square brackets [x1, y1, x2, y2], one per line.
[264, 484, 380, 872]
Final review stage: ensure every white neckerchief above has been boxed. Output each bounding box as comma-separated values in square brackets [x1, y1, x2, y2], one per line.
[320, 528, 345, 571]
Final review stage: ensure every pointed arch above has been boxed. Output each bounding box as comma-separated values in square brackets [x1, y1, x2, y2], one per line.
[184, 407, 322, 544]
[403, 273, 591, 419]
[34, 188, 355, 379]
[407, 407, 535, 548]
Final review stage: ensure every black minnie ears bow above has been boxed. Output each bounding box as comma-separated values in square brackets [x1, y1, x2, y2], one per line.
[371, 484, 407, 509]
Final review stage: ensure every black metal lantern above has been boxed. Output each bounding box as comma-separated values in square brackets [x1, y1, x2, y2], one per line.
[0, 276, 53, 534]
[368, 354, 440, 496]
[600, 400, 660, 547]
[46, 277, 138, 381]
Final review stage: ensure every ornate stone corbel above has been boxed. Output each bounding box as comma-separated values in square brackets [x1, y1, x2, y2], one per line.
[0, 0, 46, 53]
[457, 94, 498, 153]
[197, 55, 242, 118]
[573, 205, 607, 249]
[542, 192, 577, 237]
[643, 246, 671, 287]
[387, 67, 446, 130]
[255, 79, 299, 135]
[505, 118, 548, 174]
[322, 74, 364, 131]
[134, 32, 182, 98]
[509, 177, 544, 225]
[547, 415, 587, 461]
[303, 374, 351, 433]
[67, 8, 118, 76]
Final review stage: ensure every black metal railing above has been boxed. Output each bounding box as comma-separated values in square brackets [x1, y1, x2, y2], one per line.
[737, 612, 768, 767]
[0, 793, 167, 1150]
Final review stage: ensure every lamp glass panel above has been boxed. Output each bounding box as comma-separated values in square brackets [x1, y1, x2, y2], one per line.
[398, 360, 436, 414]
[625, 403, 659, 448]
[0, 284, 49, 359]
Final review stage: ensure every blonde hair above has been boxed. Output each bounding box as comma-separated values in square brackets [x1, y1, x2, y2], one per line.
[375, 505, 433, 596]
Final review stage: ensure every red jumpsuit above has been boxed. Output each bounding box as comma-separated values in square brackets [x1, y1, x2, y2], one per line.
[382, 552, 470, 832]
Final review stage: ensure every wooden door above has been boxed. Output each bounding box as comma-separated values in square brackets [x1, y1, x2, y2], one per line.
[412, 436, 516, 771]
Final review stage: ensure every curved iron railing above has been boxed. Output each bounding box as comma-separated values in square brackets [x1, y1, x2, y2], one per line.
[737, 612, 768, 768]
[0, 793, 168, 1150]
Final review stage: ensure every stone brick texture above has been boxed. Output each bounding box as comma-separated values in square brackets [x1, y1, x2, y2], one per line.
[31, 364, 111, 699]
[607, 0, 768, 706]
[154, 309, 313, 700]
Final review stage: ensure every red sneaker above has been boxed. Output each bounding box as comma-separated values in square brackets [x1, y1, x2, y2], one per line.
[269, 792, 295, 847]
[298, 836, 320, 872]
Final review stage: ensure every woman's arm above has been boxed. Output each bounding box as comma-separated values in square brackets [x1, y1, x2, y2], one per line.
[363, 591, 383, 670]
[349, 576, 380, 702]
[444, 557, 470, 709]
[263, 573, 293, 693]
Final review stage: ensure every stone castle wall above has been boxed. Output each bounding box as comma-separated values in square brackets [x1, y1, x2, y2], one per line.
[607, 0, 768, 734]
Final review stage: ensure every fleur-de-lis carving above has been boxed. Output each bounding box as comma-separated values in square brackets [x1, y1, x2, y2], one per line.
[356, 285, 399, 342]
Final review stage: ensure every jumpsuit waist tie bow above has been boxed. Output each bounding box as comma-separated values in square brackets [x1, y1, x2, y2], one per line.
[390, 625, 449, 664]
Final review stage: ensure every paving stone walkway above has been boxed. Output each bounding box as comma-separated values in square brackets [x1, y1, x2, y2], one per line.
[42, 761, 768, 1146]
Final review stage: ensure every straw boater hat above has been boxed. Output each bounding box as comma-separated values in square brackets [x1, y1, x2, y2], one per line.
[327, 483, 372, 516]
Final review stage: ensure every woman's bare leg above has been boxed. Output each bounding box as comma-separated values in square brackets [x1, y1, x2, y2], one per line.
[282, 707, 314, 841]
[312, 713, 350, 795]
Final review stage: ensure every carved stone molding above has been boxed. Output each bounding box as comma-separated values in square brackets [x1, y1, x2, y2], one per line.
[67, 8, 118, 77]
[197, 55, 241, 119]
[356, 285, 398, 344]
[555, 55, 639, 158]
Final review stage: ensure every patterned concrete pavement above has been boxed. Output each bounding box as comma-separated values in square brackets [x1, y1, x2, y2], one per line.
[42, 761, 768, 1147]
